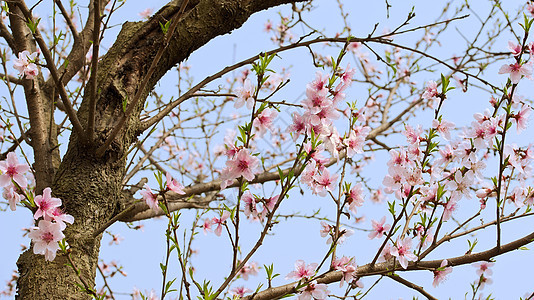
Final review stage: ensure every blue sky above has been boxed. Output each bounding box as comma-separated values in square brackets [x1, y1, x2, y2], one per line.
[1, 0, 534, 299]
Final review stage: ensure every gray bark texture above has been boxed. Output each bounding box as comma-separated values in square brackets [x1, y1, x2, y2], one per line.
[14, 0, 304, 298]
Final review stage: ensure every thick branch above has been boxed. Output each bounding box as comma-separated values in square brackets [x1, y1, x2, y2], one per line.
[0, 19, 17, 51]
[91, 0, 307, 156]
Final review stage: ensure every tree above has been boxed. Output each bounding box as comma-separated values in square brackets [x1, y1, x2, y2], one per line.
[1, 0, 533, 299]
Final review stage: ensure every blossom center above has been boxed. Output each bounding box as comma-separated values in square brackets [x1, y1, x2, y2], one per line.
[41, 231, 54, 243]
[6, 166, 17, 177]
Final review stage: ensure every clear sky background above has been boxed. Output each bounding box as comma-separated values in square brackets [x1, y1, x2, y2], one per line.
[1, 0, 533, 299]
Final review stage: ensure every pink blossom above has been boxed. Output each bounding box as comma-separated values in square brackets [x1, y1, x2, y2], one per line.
[253, 108, 278, 137]
[319, 221, 331, 238]
[140, 184, 158, 210]
[0, 152, 30, 188]
[476, 275, 493, 290]
[508, 40, 522, 56]
[498, 62, 532, 84]
[347, 42, 362, 53]
[3, 184, 21, 211]
[528, 4, 534, 17]
[432, 118, 455, 140]
[433, 260, 453, 287]
[238, 261, 259, 280]
[391, 237, 417, 269]
[312, 169, 338, 197]
[331, 227, 354, 244]
[473, 261, 494, 276]
[415, 226, 433, 248]
[242, 191, 258, 219]
[263, 194, 278, 212]
[212, 210, 230, 236]
[344, 127, 369, 158]
[165, 173, 185, 194]
[138, 8, 153, 19]
[28, 220, 65, 261]
[34, 187, 62, 220]
[368, 216, 391, 239]
[234, 79, 255, 109]
[286, 260, 317, 280]
[378, 243, 394, 263]
[230, 286, 252, 298]
[382, 166, 404, 193]
[297, 280, 330, 300]
[337, 64, 356, 92]
[403, 124, 423, 145]
[422, 80, 439, 100]
[511, 104, 531, 134]
[446, 170, 474, 199]
[13, 51, 39, 79]
[109, 234, 124, 246]
[287, 112, 308, 140]
[346, 183, 364, 214]
[331, 256, 356, 287]
[49, 207, 74, 230]
[435, 144, 454, 166]
[202, 218, 212, 235]
[370, 188, 386, 203]
[443, 198, 458, 221]
[222, 149, 259, 184]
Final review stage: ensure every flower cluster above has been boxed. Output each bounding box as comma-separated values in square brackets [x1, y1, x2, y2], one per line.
[331, 256, 357, 287]
[1, 153, 72, 261]
[28, 188, 74, 261]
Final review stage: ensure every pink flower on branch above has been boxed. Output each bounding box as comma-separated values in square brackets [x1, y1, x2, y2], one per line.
[432, 118, 455, 141]
[508, 40, 522, 56]
[3, 184, 21, 211]
[331, 256, 357, 287]
[50, 207, 74, 230]
[34, 187, 62, 220]
[212, 210, 230, 236]
[422, 80, 439, 100]
[511, 104, 531, 134]
[297, 280, 330, 300]
[391, 237, 417, 269]
[498, 62, 532, 84]
[432, 259, 453, 287]
[234, 79, 255, 109]
[286, 260, 317, 280]
[202, 218, 212, 235]
[0, 152, 30, 188]
[312, 168, 338, 197]
[230, 286, 252, 298]
[473, 261, 494, 277]
[346, 183, 364, 215]
[253, 108, 278, 137]
[140, 184, 158, 210]
[165, 172, 185, 194]
[368, 216, 391, 239]
[238, 261, 259, 280]
[220, 149, 260, 189]
[28, 220, 65, 261]
[13, 50, 39, 79]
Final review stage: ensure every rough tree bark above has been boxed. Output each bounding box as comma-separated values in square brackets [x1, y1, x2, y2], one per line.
[15, 0, 305, 299]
